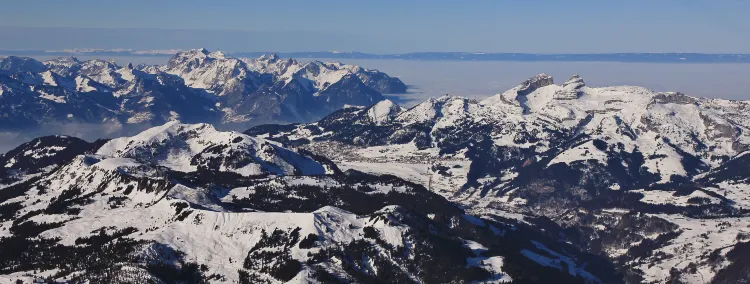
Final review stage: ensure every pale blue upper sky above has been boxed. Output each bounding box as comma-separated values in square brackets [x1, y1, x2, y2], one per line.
[1, 0, 749, 53]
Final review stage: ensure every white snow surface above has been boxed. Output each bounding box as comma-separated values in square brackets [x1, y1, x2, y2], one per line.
[634, 189, 721, 206]
[366, 99, 405, 125]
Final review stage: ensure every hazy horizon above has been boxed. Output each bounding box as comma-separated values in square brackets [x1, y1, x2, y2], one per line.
[2, 1, 749, 53]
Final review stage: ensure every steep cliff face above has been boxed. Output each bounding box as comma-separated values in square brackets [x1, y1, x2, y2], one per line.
[516, 73, 555, 96]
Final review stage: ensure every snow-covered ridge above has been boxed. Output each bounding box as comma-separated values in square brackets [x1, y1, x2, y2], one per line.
[96, 121, 330, 176]
[254, 73, 750, 183]
[161, 48, 406, 96]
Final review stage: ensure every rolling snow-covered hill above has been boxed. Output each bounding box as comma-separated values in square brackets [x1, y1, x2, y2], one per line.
[0, 122, 614, 283]
[247, 74, 750, 283]
[0, 49, 406, 131]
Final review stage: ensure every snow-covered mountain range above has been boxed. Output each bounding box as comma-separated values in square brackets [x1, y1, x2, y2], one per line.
[0, 122, 614, 283]
[0, 49, 406, 130]
[3, 73, 750, 283]
[246, 74, 750, 283]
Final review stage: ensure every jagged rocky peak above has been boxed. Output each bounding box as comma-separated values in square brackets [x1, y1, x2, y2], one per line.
[483, 74, 556, 107]
[173, 49, 204, 59]
[652, 91, 697, 105]
[42, 56, 83, 76]
[208, 50, 226, 58]
[259, 52, 281, 62]
[42, 57, 122, 84]
[516, 73, 554, 96]
[44, 56, 82, 68]
[174, 48, 210, 58]
[163, 48, 252, 93]
[166, 48, 213, 68]
[563, 74, 585, 89]
[184, 47, 210, 56]
[555, 74, 586, 100]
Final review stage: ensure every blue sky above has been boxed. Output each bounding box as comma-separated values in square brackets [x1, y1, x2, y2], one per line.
[1, 0, 749, 53]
